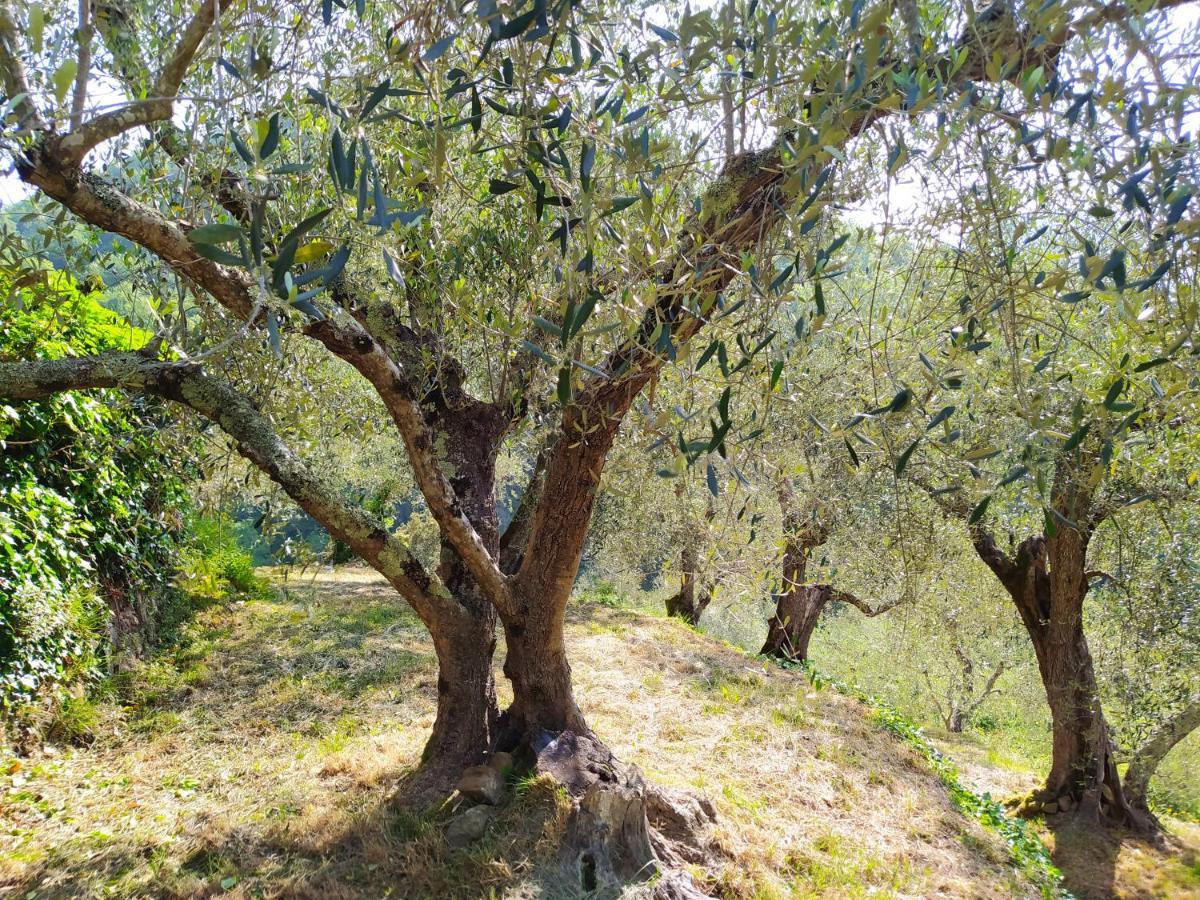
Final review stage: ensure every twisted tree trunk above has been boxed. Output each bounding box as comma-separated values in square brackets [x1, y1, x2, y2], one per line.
[665, 541, 713, 626]
[761, 584, 831, 662]
[761, 478, 830, 661]
[971, 523, 1148, 831]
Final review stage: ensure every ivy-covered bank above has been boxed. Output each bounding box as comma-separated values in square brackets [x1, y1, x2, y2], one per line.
[0, 269, 190, 732]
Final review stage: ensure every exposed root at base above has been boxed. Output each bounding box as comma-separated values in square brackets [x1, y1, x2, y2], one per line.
[1006, 786, 1161, 841]
[530, 729, 719, 898]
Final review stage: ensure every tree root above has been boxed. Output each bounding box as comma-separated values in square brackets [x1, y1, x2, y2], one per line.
[1008, 785, 1162, 841]
[530, 729, 718, 897]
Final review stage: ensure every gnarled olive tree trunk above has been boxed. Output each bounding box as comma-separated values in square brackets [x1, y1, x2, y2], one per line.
[761, 481, 829, 661]
[665, 538, 713, 626]
[762, 584, 831, 662]
[970, 509, 1146, 830]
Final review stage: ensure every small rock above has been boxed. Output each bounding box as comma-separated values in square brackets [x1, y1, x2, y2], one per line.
[487, 751, 514, 773]
[457, 764, 506, 805]
[445, 805, 493, 847]
[1042, 801, 1058, 814]
[1058, 795, 1073, 813]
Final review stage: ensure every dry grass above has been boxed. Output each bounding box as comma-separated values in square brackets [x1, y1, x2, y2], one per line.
[3, 568, 1044, 898]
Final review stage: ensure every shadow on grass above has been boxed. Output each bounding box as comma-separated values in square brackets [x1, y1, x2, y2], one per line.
[9, 774, 574, 899]
[1045, 813, 1200, 900]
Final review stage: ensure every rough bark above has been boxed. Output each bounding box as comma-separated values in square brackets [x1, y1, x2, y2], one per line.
[970, 515, 1146, 830]
[1123, 694, 1200, 817]
[665, 540, 713, 626]
[761, 480, 826, 660]
[531, 730, 715, 898]
[762, 584, 831, 662]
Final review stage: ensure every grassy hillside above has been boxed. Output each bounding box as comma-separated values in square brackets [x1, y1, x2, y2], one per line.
[1, 570, 1193, 898]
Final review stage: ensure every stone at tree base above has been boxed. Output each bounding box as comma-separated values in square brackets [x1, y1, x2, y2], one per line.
[456, 764, 506, 805]
[445, 804, 494, 848]
[1057, 795, 1073, 813]
[487, 751, 514, 773]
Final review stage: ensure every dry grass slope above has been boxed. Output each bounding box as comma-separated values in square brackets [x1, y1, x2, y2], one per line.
[3, 569, 1049, 898]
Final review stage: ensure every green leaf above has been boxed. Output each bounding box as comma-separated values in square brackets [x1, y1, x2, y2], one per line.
[519, 339, 556, 365]
[361, 79, 391, 119]
[423, 34, 457, 62]
[601, 197, 638, 218]
[259, 112, 280, 159]
[52, 60, 77, 105]
[580, 141, 595, 192]
[926, 405, 955, 430]
[968, 495, 991, 526]
[266, 311, 282, 357]
[273, 207, 333, 289]
[1057, 291, 1090, 304]
[230, 130, 255, 165]
[188, 223, 243, 244]
[533, 316, 561, 338]
[556, 365, 572, 406]
[190, 242, 246, 266]
[895, 438, 919, 475]
[649, 23, 678, 42]
[706, 462, 719, 497]
[1062, 423, 1089, 452]
[489, 179, 519, 195]
[1102, 378, 1125, 410]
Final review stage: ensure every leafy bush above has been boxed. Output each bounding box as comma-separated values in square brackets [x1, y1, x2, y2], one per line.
[1, 268, 190, 722]
[179, 513, 270, 601]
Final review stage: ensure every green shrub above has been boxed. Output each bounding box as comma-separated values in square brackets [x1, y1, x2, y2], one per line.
[1, 267, 190, 723]
[179, 513, 270, 601]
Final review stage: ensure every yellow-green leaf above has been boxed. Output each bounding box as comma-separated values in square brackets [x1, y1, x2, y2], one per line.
[53, 60, 77, 105]
[294, 240, 334, 263]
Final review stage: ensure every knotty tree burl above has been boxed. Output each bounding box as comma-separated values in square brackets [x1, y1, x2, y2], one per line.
[0, 0, 1191, 879]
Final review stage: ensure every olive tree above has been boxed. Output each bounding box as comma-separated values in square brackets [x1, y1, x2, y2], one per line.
[1, 0, 1190, 880]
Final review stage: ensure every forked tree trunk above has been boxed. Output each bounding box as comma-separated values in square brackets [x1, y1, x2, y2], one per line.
[973, 526, 1149, 831]
[761, 480, 829, 661]
[416, 608, 499, 795]
[402, 402, 507, 800]
[665, 542, 713, 626]
[665, 495, 716, 626]
[761, 584, 831, 661]
[499, 603, 588, 742]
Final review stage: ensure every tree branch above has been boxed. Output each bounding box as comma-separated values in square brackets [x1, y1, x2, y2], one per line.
[68, 0, 93, 130]
[0, 0, 46, 130]
[829, 588, 907, 617]
[0, 350, 467, 628]
[1123, 693, 1200, 804]
[58, 0, 240, 163]
[13, 153, 512, 614]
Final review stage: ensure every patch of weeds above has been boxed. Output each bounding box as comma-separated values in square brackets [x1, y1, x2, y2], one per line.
[576, 579, 628, 608]
[393, 808, 437, 842]
[772, 702, 807, 727]
[46, 694, 100, 745]
[720, 781, 767, 821]
[511, 771, 545, 798]
[130, 709, 182, 736]
[316, 714, 359, 754]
